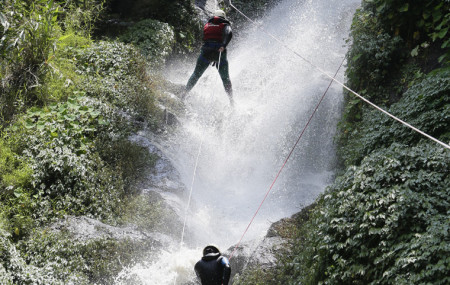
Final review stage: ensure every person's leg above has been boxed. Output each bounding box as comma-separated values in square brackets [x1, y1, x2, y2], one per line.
[217, 52, 233, 105]
[183, 53, 210, 99]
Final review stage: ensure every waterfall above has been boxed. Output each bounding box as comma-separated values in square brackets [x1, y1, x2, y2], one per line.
[116, 0, 359, 283]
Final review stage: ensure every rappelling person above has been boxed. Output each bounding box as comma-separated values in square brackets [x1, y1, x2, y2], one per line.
[182, 9, 234, 106]
[194, 244, 231, 285]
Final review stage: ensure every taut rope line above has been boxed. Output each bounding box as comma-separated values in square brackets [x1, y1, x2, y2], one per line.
[229, 57, 346, 259]
[180, 139, 204, 246]
[228, 1, 450, 151]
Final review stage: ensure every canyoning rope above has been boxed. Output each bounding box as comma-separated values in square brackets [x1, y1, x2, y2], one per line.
[228, 1, 450, 151]
[179, 140, 204, 246]
[229, 57, 346, 259]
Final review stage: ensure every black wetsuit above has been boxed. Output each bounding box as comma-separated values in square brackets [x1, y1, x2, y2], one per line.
[194, 253, 231, 285]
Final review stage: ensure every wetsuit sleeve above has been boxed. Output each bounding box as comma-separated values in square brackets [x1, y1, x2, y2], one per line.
[222, 25, 232, 48]
[220, 256, 231, 285]
[194, 261, 201, 278]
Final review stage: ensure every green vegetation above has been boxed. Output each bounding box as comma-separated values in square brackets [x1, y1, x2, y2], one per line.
[237, 0, 450, 284]
[340, 0, 449, 155]
[119, 19, 175, 66]
[0, 0, 188, 282]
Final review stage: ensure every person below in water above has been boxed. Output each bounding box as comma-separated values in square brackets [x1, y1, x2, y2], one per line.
[183, 9, 234, 106]
[194, 244, 231, 285]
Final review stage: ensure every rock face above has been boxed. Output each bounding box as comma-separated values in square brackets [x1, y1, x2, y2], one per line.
[226, 231, 285, 283]
[227, 204, 316, 282]
[48, 127, 190, 264]
[50, 216, 164, 246]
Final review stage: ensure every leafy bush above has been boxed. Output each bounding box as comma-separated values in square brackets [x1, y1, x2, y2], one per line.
[119, 19, 175, 66]
[0, 0, 61, 125]
[35, 32, 92, 103]
[362, 0, 449, 64]
[57, 0, 106, 36]
[73, 40, 159, 123]
[338, 68, 450, 166]
[269, 1, 450, 285]
[147, 0, 202, 54]
[120, 194, 168, 232]
[0, 228, 67, 285]
[233, 267, 276, 285]
[1, 0, 167, 282]
[344, 2, 408, 106]
[16, 229, 155, 284]
[0, 140, 32, 191]
[0, 94, 125, 238]
[286, 143, 450, 285]
[338, 0, 449, 159]
[97, 140, 158, 194]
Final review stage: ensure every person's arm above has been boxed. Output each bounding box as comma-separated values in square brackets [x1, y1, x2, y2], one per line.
[220, 25, 232, 51]
[220, 256, 231, 285]
[194, 261, 201, 279]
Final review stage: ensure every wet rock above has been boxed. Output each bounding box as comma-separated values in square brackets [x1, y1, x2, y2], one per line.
[129, 133, 185, 193]
[160, 104, 179, 126]
[226, 235, 285, 283]
[227, 204, 316, 281]
[50, 216, 164, 246]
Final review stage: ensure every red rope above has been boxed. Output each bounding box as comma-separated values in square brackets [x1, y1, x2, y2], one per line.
[229, 58, 345, 260]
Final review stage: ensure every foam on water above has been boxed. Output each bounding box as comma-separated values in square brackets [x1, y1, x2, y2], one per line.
[115, 246, 200, 284]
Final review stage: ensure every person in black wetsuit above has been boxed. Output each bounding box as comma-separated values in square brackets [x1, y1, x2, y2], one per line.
[183, 9, 234, 106]
[194, 244, 231, 285]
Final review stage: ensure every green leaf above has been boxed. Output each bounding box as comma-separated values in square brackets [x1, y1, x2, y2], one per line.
[64, 115, 75, 121]
[432, 10, 442, 23]
[36, 123, 45, 130]
[0, 12, 10, 30]
[25, 119, 35, 129]
[437, 29, 447, 39]
[98, 118, 108, 125]
[90, 111, 100, 117]
[398, 4, 408, 12]
[411, 46, 419, 57]
[352, 54, 362, 62]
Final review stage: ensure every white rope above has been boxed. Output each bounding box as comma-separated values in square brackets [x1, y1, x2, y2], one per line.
[228, 1, 450, 150]
[179, 139, 204, 246]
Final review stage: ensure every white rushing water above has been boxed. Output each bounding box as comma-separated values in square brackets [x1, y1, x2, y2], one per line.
[117, 0, 359, 283]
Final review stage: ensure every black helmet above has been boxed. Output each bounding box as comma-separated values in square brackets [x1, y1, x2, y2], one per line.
[203, 244, 220, 256]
